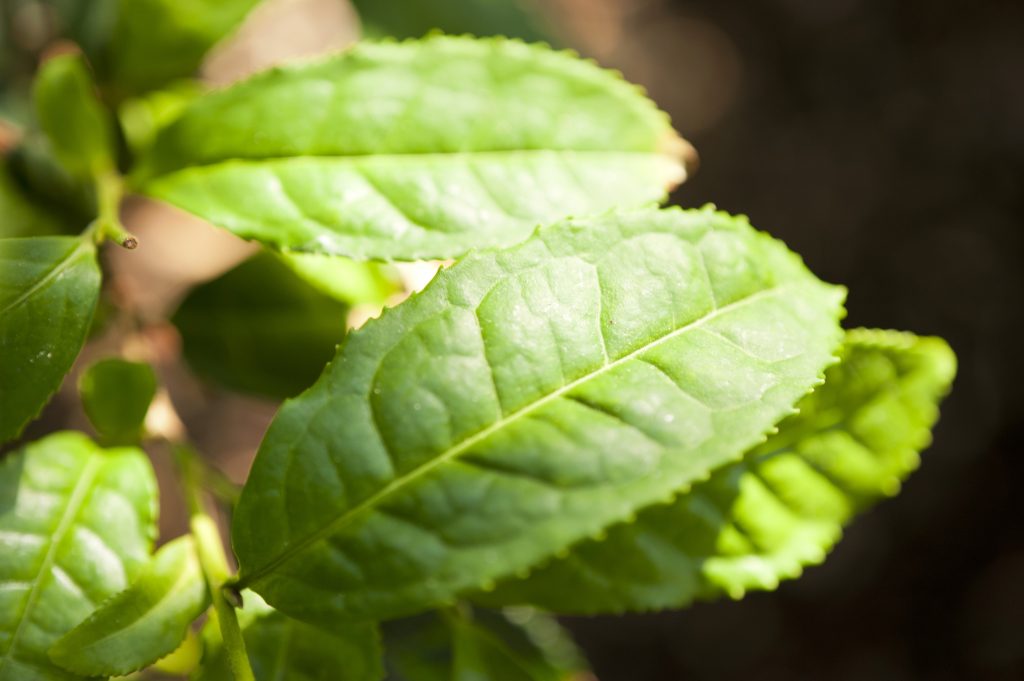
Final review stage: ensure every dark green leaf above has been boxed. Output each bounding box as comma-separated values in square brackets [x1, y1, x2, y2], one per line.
[384, 608, 586, 681]
[232, 207, 845, 624]
[479, 329, 957, 612]
[49, 536, 209, 676]
[352, 0, 551, 41]
[193, 590, 381, 681]
[0, 431, 158, 679]
[172, 251, 349, 399]
[78, 358, 158, 445]
[0, 237, 101, 443]
[137, 37, 688, 261]
[0, 162, 65, 239]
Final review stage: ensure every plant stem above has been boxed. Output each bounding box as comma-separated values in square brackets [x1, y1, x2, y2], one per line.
[91, 170, 138, 249]
[176, 446, 255, 681]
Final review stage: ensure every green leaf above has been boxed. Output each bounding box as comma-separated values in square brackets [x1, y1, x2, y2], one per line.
[193, 590, 382, 681]
[232, 207, 845, 625]
[352, 0, 551, 41]
[172, 251, 350, 399]
[280, 252, 401, 307]
[78, 358, 158, 445]
[105, 0, 262, 96]
[478, 329, 957, 613]
[0, 431, 158, 680]
[0, 163, 65, 239]
[384, 608, 586, 681]
[118, 80, 204, 156]
[137, 36, 689, 261]
[32, 53, 114, 177]
[0, 237, 101, 443]
[49, 535, 208, 676]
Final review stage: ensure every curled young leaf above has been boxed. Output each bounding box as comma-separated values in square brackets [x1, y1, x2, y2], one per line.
[32, 53, 114, 178]
[137, 36, 690, 261]
[0, 237, 101, 443]
[232, 207, 845, 625]
[478, 329, 957, 613]
[49, 536, 209, 676]
[0, 432, 157, 679]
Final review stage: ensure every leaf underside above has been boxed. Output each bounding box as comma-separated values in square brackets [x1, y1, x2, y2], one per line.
[0, 432, 157, 681]
[232, 207, 845, 626]
[477, 329, 956, 613]
[138, 36, 686, 260]
[0, 237, 101, 443]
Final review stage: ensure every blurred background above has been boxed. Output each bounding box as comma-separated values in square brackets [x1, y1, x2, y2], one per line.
[2, 0, 1022, 679]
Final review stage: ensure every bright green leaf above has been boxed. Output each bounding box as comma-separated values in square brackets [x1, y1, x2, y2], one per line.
[0, 162, 65, 239]
[137, 36, 688, 261]
[352, 0, 550, 41]
[232, 207, 845, 625]
[0, 237, 101, 443]
[193, 590, 381, 681]
[32, 53, 114, 177]
[279, 252, 401, 307]
[0, 431, 158, 680]
[78, 358, 158, 445]
[49, 536, 209, 676]
[172, 251, 349, 399]
[384, 608, 586, 681]
[105, 0, 262, 96]
[479, 329, 956, 613]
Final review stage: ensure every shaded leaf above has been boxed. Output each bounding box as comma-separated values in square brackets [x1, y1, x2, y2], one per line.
[352, 0, 551, 41]
[232, 207, 845, 624]
[0, 432, 157, 680]
[172, 251, 349, 399]
[0, 237, 101, 443]
[49, 536, 209, 676]
[137, 36, 688, 261]
[384, 608, 586, 681]
[0, 162, 65, 239]
[479, 329, 956, 612]
[193, 590, 381, 681]
[78, 358, 158, 445]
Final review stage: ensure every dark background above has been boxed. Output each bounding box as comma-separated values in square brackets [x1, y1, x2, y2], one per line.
[559, 0, 1024, 679]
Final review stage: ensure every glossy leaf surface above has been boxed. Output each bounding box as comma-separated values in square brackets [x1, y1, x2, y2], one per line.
[0, 432, 157, 680]
[32, 54, 113, 177]
[480, 329, 956, 612]
[194, 590, 381, 681]
[138, 37, 687, 260]
[0, 237, 101, 443]
[78, 358, 158, 445]
[172, 252, 349, 399]
[49, 536, 208, 675]
[232, 207, 845, 624]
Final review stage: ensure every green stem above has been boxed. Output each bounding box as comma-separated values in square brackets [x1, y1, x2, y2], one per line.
[91, 170, 138, 249]
[176, 447, 255, 681]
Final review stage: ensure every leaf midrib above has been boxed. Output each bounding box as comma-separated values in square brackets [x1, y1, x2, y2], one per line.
[144, 149, 683, 181]
[0, 455, 101, 674]
[0, 240, 93, 317]
[237, 282, 803, 588]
